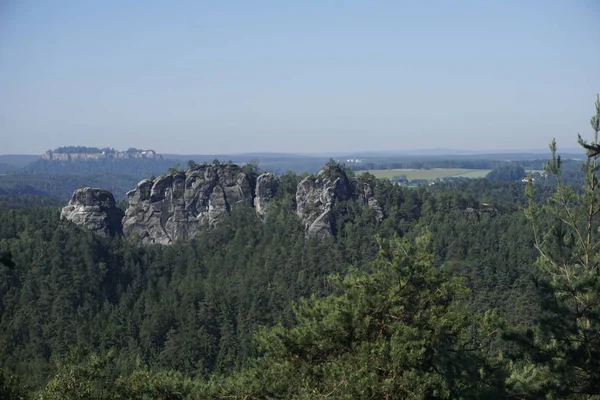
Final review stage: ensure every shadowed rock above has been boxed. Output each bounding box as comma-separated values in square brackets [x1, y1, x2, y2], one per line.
[63, 162, 384, 244]
[254, 173, 280, 216]
[296, 164, 355, 238]
[61, 187, 124, 237]
[361, 182, 384, 223]
[122, 164, 253, 244]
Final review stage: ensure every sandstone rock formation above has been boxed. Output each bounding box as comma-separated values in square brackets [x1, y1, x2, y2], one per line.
[61, 187, 124, 237]
[122, 164, 254, 244]
[62, 162, 383, 243]
[254, 173, 280, 216]
[44, 147, 161, 161]
[360, 183, 384, 223]
[296, 164, 355, 238]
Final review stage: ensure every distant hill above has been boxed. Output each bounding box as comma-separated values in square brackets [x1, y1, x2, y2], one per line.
[0, 146, 180, 200]
[0, 173, 143, 200]
[0, 146, 176, 177]
[0, 148, 584, 201]
[24, 157, 177, 176]
[0, 154, 41, 167]
[0, 163, 19, 174]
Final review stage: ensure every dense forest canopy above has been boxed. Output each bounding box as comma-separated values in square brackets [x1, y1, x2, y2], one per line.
[0, 177, 539, 398]
[0, 98, 599, 399]
[486, 165, 527, 182]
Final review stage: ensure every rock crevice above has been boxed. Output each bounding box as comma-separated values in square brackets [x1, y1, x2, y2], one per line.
[122, 164, 256, 244]
[296, 164, 355, 238]
[62, 162, 384, 243]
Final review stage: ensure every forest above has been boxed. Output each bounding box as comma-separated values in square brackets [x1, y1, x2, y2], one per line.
[0, 100, 599, 399]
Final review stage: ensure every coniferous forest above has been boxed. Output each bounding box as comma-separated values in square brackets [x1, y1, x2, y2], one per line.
[1, 98, 600, 399]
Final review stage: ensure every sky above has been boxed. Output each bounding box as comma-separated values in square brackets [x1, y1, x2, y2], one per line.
[1, 1, 599, 155]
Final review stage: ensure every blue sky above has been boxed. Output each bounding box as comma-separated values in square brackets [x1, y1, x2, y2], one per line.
[1, 1, 599, 155]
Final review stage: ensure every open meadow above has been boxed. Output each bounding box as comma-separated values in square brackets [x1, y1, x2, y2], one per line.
[360, 168, 491, 181]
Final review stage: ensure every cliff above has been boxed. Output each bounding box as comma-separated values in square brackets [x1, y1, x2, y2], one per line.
[43, 147, 162, 161]
[62, 162, 383, 243]
[60, 187, 124, 237]
[296, 164, 355, 238]
[122, 164, 258, 244]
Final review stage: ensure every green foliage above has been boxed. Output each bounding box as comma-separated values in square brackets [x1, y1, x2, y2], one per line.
[0, 368, 28, 400]
[486, 165, 526, 182]
[25, 158, 175, 175]
[114, 368, 194, 400]
[0, 163, 547, 397]
[513, 96, 600, 398]
[167, 163, 182, 175]
[0, 163, 19, 174]
[0, 251, 14, 268]
[36, 352, 195, 400]
[8, 157, 181, 200]
[36, 351, 114, 400]
[242, 160, 260, 176]
[0, 195, 63, 209]
[0, 173, 144, 200]
[3, 102, 600, 399]
[212, 234, 507, 399]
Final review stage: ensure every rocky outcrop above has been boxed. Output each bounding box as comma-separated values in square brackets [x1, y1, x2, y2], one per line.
[43, 148, 161, 161]
[254, 173, 280, 216]
[62, 162, 384, 243]
[296, 164, 355, 238]
[360, 183, 384, 223]
[367, 198, 384, 222]
[122, 164, 253, 244]
[61, 187, 124, 237]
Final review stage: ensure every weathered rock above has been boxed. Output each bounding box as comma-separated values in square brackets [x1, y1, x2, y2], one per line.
[368, 198, 384, 222]
[254, 173, 280, 216]
[360, 183, 384, 223]
[122, 164, 253, 244]
[61, 187, 124, 237]
[296, 164, 355, 238]
[63, 162, 386, 244]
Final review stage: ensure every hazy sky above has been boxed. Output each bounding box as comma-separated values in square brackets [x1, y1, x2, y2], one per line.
[1, 1, 599, 155]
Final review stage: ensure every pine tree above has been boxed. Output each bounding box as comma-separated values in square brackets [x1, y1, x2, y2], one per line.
[513, 95, 600, 398]
[211, 234, 507, 399]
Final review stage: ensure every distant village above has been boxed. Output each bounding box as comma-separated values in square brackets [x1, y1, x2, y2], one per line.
[43, 147, 162, 161]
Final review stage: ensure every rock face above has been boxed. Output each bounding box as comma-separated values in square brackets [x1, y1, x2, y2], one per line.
[254, 173, 280, 216]
[63, 162, 383, 243]
[61, 187, 124, 237]
[122, 164, 254, 244]
[296, 164, 355, 238]
[360, 183, 384, 223]
[44, 148, 161, 161]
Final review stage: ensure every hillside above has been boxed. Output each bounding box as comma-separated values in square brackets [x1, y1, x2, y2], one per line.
[0, 161, 542, 395]
[0, 135, 598, 398]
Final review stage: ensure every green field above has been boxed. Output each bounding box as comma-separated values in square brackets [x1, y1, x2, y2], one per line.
[360, 168, 491, 181]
